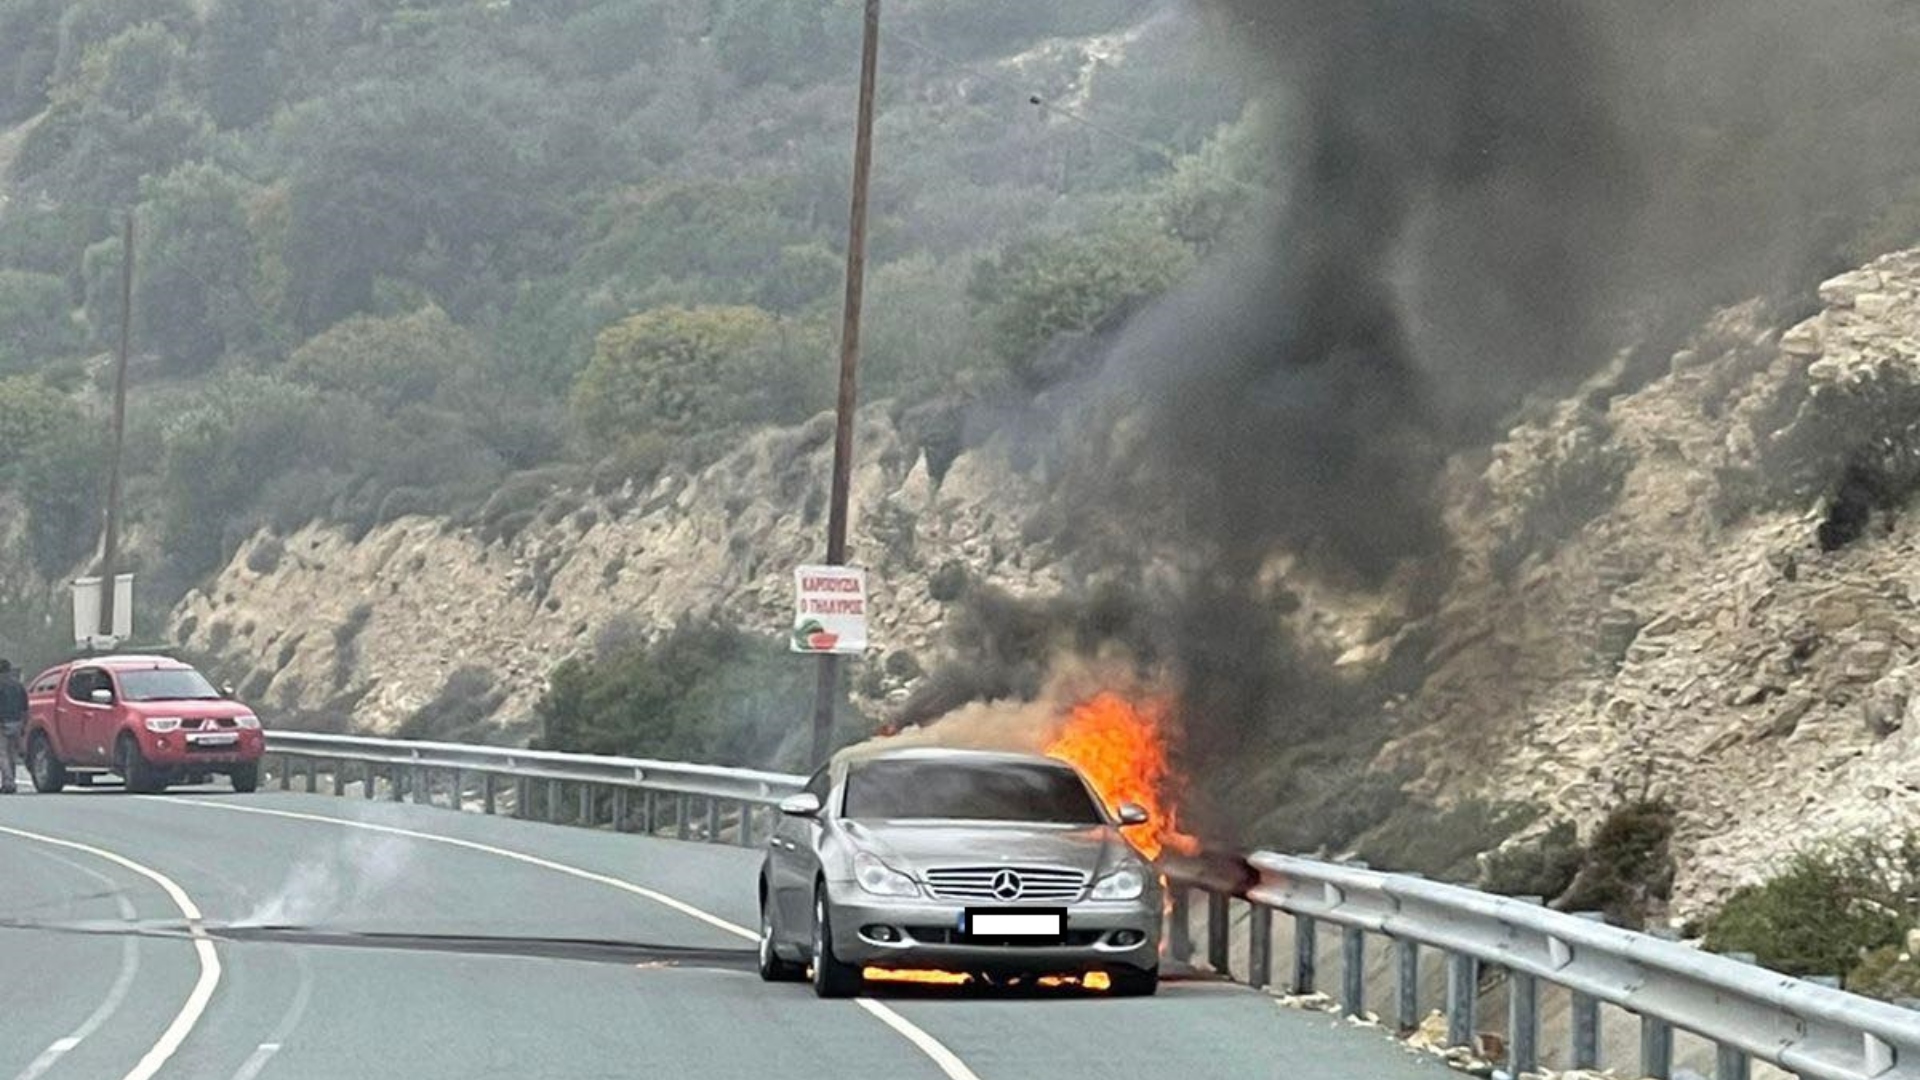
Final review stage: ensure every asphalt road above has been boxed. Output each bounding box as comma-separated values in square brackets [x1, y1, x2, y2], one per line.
[0, 787, 1450, 1080]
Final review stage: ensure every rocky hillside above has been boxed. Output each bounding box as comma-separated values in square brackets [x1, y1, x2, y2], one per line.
[1382, 247, 1920, 915]
[171, 246, 1920, 914]
[169, 407, 1061, 732]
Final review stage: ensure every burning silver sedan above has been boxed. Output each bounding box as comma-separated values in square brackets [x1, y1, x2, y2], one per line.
[757, 747, 1163, 997]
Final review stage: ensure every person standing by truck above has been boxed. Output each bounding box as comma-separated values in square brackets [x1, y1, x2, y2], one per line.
[0, 659, 27, 793]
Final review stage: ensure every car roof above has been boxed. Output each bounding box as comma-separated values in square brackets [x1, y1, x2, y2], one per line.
[83, 655, 194, 671]
[843, 746, 1077, 770]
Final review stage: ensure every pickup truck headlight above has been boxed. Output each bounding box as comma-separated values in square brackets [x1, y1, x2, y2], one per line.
[144, 717, 182, 733]
[233, 714, 260, 730]
[853, 852, 919, 898]
[1091, 866, 1147, 901]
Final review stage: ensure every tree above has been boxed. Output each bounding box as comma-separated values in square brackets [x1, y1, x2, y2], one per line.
[20, 419, 106, 576]
[0, 375, 81, 472]
[970, 217, 1195, 389]
[0, 0, 61, 123]
[109, 163, 262, 371]
[279, 79, 534, 334]
[570, 305, 829, 452]
[200, 0, 287, 129]
[711, 0, 836, 88]
[0, 270, 80, 373]
[285, 305, 484, 410]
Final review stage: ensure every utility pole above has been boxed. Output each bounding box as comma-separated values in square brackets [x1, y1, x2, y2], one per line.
[97, 213, 133, 647]
[811, 0, 882, 768]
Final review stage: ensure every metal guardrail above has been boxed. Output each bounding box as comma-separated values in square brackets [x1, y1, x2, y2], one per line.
[263, 731, 1920, 1080]
[264, 731, 803, 847]
[1162, 852, 1920, 1080]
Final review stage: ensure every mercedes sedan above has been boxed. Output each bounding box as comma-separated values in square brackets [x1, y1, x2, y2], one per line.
[758, 747, 1163, 997]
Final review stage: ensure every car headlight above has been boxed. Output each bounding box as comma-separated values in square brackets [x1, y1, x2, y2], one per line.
[144, 717, 182, 733]
[233, 714, 260, 730]
[1091, 866, 1147, 901]
[853, 852, 919, 898]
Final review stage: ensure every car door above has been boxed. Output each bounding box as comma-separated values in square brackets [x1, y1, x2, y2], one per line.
[770, 767, 832, 931]
[62, 667, 112, 765]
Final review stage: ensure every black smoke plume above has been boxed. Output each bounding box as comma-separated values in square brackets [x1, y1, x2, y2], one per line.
[906, 0, 1920, 838]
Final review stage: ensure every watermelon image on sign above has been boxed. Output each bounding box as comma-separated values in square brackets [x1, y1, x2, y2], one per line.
[793, 618, 838, 652]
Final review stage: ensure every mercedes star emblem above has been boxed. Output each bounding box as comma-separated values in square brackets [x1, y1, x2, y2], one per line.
[990, 870, 1023, 901]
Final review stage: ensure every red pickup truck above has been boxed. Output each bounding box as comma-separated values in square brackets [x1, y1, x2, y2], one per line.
[24, 655, 265, 794]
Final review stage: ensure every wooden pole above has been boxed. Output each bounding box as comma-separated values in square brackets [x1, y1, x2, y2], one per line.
[97, 213, 134, 646]
[811, 0, 882, 768]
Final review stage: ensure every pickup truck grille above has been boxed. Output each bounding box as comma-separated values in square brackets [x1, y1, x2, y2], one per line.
[923, 866, 1087, 902]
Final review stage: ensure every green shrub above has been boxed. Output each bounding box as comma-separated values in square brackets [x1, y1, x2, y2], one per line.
[1481, 821, 1586, 900]
[1703, 836, 1920, 978]
[536, 615, 865, 770]
[396, 665, 503, 743]
[1849, 945, 1920, 1001]
[1554, 800, 1676, 928]
[0, 270, 80, 372]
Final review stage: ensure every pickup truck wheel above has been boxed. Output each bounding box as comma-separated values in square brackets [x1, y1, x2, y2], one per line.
[117, 735, 165, 795]
[229, 763, 260, 794]
[28, 733, 66, 794]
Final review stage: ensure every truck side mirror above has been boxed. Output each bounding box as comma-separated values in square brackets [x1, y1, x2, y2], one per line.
[89, 688, 114, 705]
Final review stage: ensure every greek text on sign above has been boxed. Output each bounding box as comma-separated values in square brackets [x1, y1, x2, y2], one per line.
[793, 566, 869, 655]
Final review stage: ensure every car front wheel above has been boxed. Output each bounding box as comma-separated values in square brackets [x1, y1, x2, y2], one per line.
[809, 886, 861, 998]
[117, 735, 165, 795]
[229, 762, 260, 794]
[1108, 965, 1159, 997]
[28, 734, 66, 794]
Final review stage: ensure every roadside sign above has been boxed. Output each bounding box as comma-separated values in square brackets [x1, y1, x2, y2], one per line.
[71, 573, 133, 649]
[792, 566, 868, 655]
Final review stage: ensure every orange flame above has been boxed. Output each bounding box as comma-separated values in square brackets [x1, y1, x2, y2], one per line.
[864, 968, 972, 985]
[1044, 692, 1199, 861]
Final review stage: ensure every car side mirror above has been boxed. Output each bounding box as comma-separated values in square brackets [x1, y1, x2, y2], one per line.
[89, 688, 114, 705]
[779, 792, 822, 817]
[1117, 802, 1150, 826]
[220, 684, 235, 699]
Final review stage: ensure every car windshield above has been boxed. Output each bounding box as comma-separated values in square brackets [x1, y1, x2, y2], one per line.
[844, 761, 1104, 824]
[118, 669, 222, 702]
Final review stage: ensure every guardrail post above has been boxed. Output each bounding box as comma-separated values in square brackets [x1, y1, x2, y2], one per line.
[482, 773, 496, 815]
[641, 790, 656, 833]
[1446, 952, 1477, 1049]
[277, 755, 290, 790]
[1248, 904, 1272, 990]
[1394, 938, 1419, 1032]
[362, 762, 375, 800]
[1207, 891, 1231, 976]
[676, 795, 691, 840]
[514, 776, 529, 819]
[705, 797, 720, 843]
[1292, 914, 1316, 995]
[390, 765, 404, 802]
[546, 780, 562, 823]
[1167, 887, 1192, 964]
[737, 801, 755, 847]
[612, 788, 629, 832]
[1569, 913, 1603, 1069]
[331, 760, 345, 797]
[1640, 1013, 1673, 1079]
[1341, 926, 1365, 1017]
[578, 783, 592, 826]
[1714, 952, 1756, 1080]
[1507, 897, 1543, 1075]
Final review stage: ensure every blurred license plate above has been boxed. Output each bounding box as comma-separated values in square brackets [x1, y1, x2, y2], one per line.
[189, 733, 238, 746]
[962, 910, 1064, 938]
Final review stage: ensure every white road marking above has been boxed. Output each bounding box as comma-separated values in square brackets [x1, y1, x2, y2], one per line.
[227, 1043, 281, 1080]
[162, 797, 983, 1080]
[10, 852, 143, 1080]
[854, 999, 985, 1080]
[0, 825, 222, 1080]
